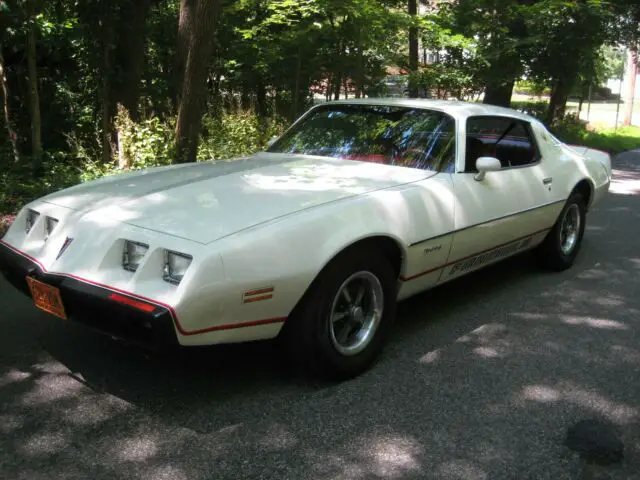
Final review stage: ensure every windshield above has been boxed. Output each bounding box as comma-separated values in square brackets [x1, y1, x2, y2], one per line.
[268, 104, 457, 173]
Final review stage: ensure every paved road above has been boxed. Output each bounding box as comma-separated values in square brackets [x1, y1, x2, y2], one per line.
[2, 153, 640, 480]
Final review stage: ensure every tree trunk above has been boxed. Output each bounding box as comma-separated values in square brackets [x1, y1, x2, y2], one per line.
[173, 0, 197, 111]
[175, 0, 221, 164]
[408, 0, 419, 97]
[26, 0, 42, 170]
[255, 79, 266, 118]
[101, 21, 115, 164]
[623, 47, 638, 127]
[333, 73, 341, 100]
[114, 0, 152, 121]
[291, 47, 302, 120]
[0, 51, 19, 163]
[483, 80, 515, 107]
[546, 78, 569, 125]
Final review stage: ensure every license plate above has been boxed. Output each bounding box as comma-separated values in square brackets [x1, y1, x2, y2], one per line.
[26, 277, 68, 320]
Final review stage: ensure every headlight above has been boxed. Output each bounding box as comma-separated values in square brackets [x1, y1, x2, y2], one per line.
[122, 240, 149, 272]
[163, 250, 192, 285]
[45, 217, 58, 241]
[26, 209, 40, 234]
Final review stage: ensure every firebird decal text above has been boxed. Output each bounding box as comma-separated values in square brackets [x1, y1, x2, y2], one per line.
[448, 236, 533, 276]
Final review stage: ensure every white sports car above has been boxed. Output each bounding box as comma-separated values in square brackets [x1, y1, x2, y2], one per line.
[0, 99, 611, 379]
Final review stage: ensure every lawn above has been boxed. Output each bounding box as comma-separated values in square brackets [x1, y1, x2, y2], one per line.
[553, 124, 640, 155]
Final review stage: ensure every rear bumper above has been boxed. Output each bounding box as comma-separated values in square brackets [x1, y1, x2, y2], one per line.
[0, 241, 179, 349]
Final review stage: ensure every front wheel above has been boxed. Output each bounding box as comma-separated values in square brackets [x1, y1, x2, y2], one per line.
[280, 248, 397, 380]
[535, 192, 587, 271]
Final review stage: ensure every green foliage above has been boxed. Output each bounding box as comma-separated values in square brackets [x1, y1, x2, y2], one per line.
[552, 123, 640, 155]
[0, 110, 285, 215]
[514, 80, 551, 97]
[408, 62, 483, 100]
[198, 112, 286, 161]
[510, 100, 550, 120]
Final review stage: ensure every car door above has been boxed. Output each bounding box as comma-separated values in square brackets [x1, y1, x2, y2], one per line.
[442, 115, 562, 282]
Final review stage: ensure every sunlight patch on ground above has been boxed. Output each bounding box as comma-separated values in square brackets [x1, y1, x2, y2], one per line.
[0, 368, 32, 387]
[363, 435, 423, 478]
[114, 435, 159, 462]
[18, 374, 86, 407]
[609, 169, 640, 195]
[304, 434, 423, 479]
[521, 385, 562, 403]
[418, 348, 442, 364]
[559, 315, 628, 330]
[19, 432, 66, 456]
[516, 383, 638, 424]
[473, 346, 501, 358]
[60, 394, 133, 426]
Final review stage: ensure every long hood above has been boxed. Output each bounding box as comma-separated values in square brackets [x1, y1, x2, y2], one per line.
[41, 153, 433, 244]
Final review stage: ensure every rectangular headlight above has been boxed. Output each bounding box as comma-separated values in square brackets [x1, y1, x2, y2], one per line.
[26, 209, 40, 234]
[163, 250, 192, 285]
[122, 240, 149, 272]
[45, 217, 59, 241]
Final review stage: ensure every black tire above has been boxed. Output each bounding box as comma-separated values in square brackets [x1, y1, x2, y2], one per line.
[536, 192, 587, 271]
[279, 247, 397, 380]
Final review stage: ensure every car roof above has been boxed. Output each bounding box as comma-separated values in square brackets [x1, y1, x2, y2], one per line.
[323, 98, 539, 124]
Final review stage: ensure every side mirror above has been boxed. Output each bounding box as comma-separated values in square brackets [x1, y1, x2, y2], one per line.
[266, 136, 279, 148]
[474, 156, 501, 181]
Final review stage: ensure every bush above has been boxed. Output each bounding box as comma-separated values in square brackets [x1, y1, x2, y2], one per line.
[552, 123, 640, 154]
[198, 111, 285, 161]
[0, 110, 287, 216]
[511, 101, 548, 121]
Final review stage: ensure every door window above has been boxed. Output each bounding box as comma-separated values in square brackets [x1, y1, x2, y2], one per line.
[465, 116, 540, 172]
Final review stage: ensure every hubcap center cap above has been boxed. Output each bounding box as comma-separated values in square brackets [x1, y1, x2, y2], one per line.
[350, 306, 364, 324]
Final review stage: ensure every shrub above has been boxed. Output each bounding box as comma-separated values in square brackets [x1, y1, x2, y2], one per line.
[0, 110, 287, 216]
[198, 111, 286, 161]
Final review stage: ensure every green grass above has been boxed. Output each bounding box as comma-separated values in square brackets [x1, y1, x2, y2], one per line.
[552, 124, 640, 155]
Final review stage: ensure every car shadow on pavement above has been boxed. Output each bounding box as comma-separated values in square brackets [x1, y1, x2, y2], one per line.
[1, 155, 640, 479]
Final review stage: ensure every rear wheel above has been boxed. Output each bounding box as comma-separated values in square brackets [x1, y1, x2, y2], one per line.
[535, 192, 586, 271]
[280, 248, 397, 380]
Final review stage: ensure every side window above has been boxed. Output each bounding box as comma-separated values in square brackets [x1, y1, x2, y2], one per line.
[465, 116, 540, 172]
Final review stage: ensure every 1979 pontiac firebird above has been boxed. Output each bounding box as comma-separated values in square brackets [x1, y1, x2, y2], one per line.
[0, 99, 611, 379]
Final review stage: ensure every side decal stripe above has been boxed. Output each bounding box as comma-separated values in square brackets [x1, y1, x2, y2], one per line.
[400, 227, 551, 282]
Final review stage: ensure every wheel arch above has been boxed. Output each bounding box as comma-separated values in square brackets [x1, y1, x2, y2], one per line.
[571, 178, 594, 210]
[287, 235, 406, 317]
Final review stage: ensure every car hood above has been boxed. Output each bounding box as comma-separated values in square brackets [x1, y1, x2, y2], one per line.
[41, 153, 434, 244]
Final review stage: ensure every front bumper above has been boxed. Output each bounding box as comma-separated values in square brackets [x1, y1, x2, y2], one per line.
[0, 241, 179, 349]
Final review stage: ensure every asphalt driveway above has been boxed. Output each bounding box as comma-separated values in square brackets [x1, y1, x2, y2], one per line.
[1, 151, 640, 479]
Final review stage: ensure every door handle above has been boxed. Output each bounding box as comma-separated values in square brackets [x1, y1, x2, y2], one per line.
[542, 177, 553, 185]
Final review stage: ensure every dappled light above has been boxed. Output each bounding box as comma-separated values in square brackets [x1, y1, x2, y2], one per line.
[609, 168, 640, 195]
[559, 316, 628, 330]
[1, 153, 640, 478]
[516, 383, 638, 425]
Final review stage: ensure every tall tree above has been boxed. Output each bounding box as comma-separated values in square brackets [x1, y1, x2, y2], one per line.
[25, 0, 41, 169]
[175, 0, 221, 164]
[0, 0, 18, 162]
[407, 0, 419, 97]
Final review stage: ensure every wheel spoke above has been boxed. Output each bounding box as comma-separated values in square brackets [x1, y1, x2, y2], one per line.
[341, 287, 353, 304]
[354, 284, 365, 306]
[336, 320, 355, 345]
[332, 310, 349, 323]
